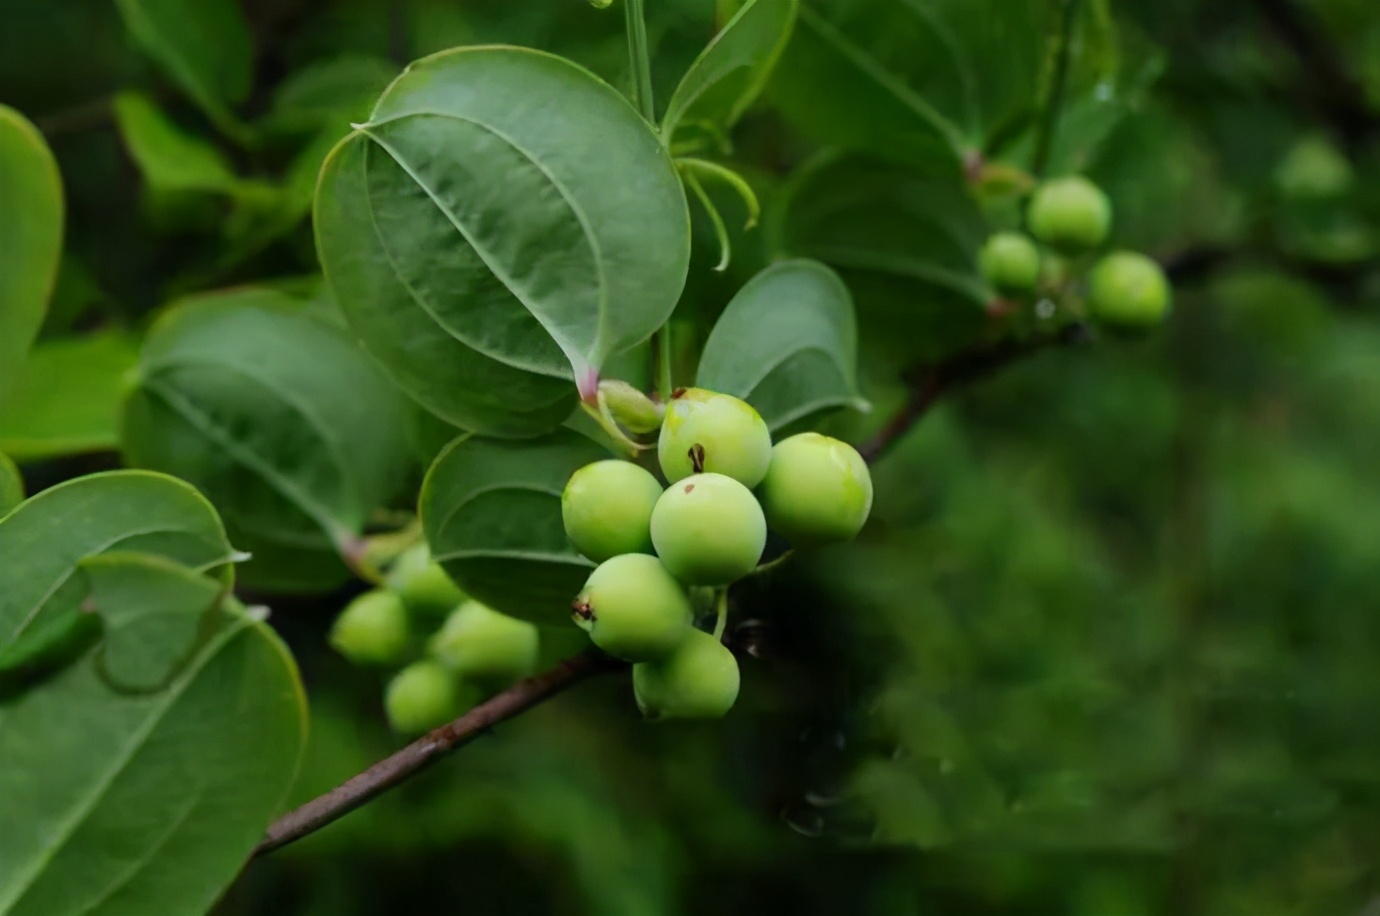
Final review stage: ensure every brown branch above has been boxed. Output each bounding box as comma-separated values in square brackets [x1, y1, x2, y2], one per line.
[253, 649, 625, 857]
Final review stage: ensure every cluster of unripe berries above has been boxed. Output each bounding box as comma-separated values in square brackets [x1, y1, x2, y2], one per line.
[979, 175, 1172, 330]
[562, 388, 873, 720]
[328, 544, 540, 734]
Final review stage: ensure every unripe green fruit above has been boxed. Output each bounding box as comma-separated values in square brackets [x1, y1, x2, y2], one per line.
[1275, 136, 1354, 200]
[328, 589, 410, 665]
[429, 600, 540, 682]
[384, 660, 473, 734]
[1028, 176, 1112, 252]
[572, 554, 693, 661]
[1086, 251, 1171, 329]
[979, 232, 1041, 294]
[562, 460, 663, 562]
[650, 473, 766, 585]
[388, 545, 465, 617]
[759, 433, 873, 546]
[633, 629, 740, 721]
[658, 388, 772, 487]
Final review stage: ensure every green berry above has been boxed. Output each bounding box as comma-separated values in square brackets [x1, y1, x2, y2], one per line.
[388, 545, 465, 617]
[384, 660, 472, 734]
[429, 600, 540, 682]
[562, 460, 663, 562]
[1275, 136, 1354, 200]
[1086, 251, 1171, 329]
[759, 433, 873, 546]
[650, 473, 766, 585]
[1028, 176, 1112, 252]
[633, 629, 740, 721]
[572, 554, 693, 661]
[658, 388, 772, 487]
[328, 589, 410, 666]
[979, 232, 1041, 294]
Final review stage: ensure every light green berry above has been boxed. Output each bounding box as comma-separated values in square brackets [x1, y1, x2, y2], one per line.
[633, 629, 740, 721]
[562, 460, 663, 562]
[388, 544, 465, 617]
[1086, 251, 1172, 329]
[650, 473, 766, 585]
[429, 600, 540, 683]
[572, 554, 693, 661]
[384, 660, 474, 734]
[328, 589, 410, 666]
[658, 388, 772, 487]
[1028, 176, 1112, 252]
[759, 433, 873, 546]
[979, 232, 1042, 294]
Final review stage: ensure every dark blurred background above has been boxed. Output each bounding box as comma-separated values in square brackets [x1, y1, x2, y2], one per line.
[5, 0, 1380, 913]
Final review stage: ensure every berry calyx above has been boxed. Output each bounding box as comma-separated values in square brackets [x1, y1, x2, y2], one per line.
[572, 553, 693, 661]
[979, 232, 1042, 295]
[384, 660, 473, 734]
[633, 629, 740, 720]
[562, 460, 663, 563]
[429, 600, 540, 683]
[759, 433, 873, 546]
[650, 472, 766, 585]
[1086, 251, 1172, 329]
[658, 388, 772, 487]
[1028, 176, 1112, 252]
[328, 589, 410, 666]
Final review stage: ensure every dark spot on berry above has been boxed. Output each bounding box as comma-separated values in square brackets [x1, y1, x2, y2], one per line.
[571, 600, 594, 622]
[671, 387, 688, 399]
[684, 484, 695, 494]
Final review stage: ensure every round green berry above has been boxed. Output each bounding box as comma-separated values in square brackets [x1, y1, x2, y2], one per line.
[429, 600, 540, 683]
[562, 460, 663, 562]
[388, 545, 465, 617]
[1086, 251, 1171, 329]
[650, 473, 766, 585]
[979, 232, 1042, 294]
[759, 433, 873, 546]
[572, 554, 693, 661]
[658, 388, 772, 487]
[384, 660, 473, 734]
[328, 589, 410, 666]
[633, 629, 740, 721]
[1028, 176, 1112, 252]
[1275, 136, 1354, 200]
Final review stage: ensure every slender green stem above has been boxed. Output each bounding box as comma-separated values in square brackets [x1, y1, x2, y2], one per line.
[654, 326, 674, 399]
[750, 549, 795, 577]
[1031, 0, 1082, 180]
[624, 0, 656, 123]
[682, 170, 732, 272]
[580, 399, 647, 456]
[676, 158, 761, 228]
[712, 588, 729, 640]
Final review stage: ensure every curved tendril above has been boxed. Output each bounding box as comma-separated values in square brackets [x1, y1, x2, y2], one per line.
[682, 169, 732, 272]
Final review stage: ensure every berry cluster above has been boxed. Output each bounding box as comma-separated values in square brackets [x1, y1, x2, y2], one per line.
[980, 175, 1172, 330]
[329, 544, 540, 734]
[562, 388, 874, 721]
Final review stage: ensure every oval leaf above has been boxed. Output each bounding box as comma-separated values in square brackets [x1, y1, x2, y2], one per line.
[661, 0, 799, 147]
[0, 453, 21, 517]
[0, 602, 305, 916]
[698, 259, 867, 433]
[121, 288, 413, 592]
[316, 46, 691, 432]
[420, 429, 612, 624]
[0, 106, 63, 406]
[0, 471, 236, 674]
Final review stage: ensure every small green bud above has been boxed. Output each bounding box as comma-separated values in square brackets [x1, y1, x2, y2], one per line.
[979, 232, 1042, 294]
[429, 600, 540, 683]
[633, 629, 740, 721]
[572, 554, 693, 661]
[562, 460, 663, 562]
[1086, 250, 1171, 329]
[387, 544, 465, 617]
[650, 472, 766, 585]
[598, 379, 664, 434]
[384, 660, 474, 735]
[1028, 176, 1112, 252]
[759, 433, 873, 546]
[328, 589, 410, 666]
[658, 388, 772, 487]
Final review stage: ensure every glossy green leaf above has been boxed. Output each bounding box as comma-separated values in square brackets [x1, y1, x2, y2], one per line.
[0, 471, 236, 673]
[698, 260, 868, 432]
[661, 0, 799, 147]
[0, 106, 63, 406]
[121, 288, 413, 592]
[420, 429, 612, 624]
[113, 92, 240, 195]
[315, 46, 691, 435]
[0, 330, 140, 461]
[0, 601, 305, 916]
[0, 453, 21, 517]
[113, 0, 252, 134]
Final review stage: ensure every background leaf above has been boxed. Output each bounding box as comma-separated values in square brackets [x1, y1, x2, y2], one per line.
[0, 600, 305, 916]
[420, 429, 612, 624]
[0, 330, 140, 461]
[697, 259, 868, 432]
[113, 91, 241, 195]
[0, 105, 63, 407]
[0, 453, 21, 517]
[120, 287, 413, 592]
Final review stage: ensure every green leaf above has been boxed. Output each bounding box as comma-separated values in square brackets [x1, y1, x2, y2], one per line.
[697, 259, 868, 433]
[0, 106, 63, 407]
[661, 0, 799, 147]
[121, 288, 414, 592]
[420, 429, 612, 624]
[261, 55, 398, 136]
[113, 92, 240, 195]
[0, 601, 305, 916]
[113, 0, 252, 136]
[0, 453, 21, 517]
[0, 330, 140, 461]
[0, 471, 236, 673]
[315, 46, 691, 434]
